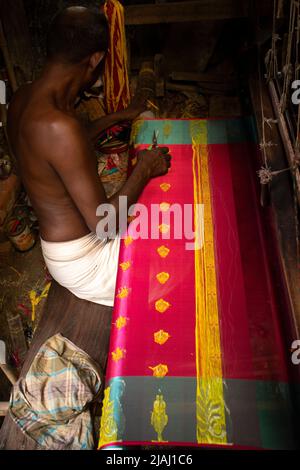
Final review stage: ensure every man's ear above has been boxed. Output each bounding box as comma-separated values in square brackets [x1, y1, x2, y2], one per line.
[89, 51, 105, 70]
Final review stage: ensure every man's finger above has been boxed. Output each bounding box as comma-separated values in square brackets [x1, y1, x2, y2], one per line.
[159, 147, 170, 154]
[164, 157, 171, 169]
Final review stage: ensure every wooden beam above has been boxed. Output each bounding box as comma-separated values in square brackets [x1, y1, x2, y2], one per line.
[169, 71, 237, 85]
[125, 1, 251, 25]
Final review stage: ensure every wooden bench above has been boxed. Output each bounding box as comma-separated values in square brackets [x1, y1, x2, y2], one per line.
[0, 281, 112, 450]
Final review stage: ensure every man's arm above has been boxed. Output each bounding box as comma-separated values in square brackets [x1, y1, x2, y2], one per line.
[43, 116, 170, 235]
[86, 109, 131, 142]
[86, 96, 147, 142]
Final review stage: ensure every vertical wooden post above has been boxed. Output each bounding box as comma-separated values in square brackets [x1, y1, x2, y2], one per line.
[0, 0, 34, 87]
[0, 20, 18, 92]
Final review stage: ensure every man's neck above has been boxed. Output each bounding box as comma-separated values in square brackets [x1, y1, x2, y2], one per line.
[39, 60, 86, 111]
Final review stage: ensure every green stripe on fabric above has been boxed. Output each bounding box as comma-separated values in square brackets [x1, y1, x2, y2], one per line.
[103, 377, 298, 449]
[256, 381, 297, 449]
[132, 117, 257, 146]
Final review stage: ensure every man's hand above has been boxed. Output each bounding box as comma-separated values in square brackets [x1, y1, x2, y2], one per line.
[138, 147, 172, 178]
[122, 95, 147, 121]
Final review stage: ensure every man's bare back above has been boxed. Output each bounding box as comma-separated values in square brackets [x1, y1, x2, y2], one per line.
[8, 81, 95, 242]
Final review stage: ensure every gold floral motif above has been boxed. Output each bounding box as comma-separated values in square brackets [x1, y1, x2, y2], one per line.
[112, 347, 126, 362]
[149, 364, 169, 377]
[159, 224, 170, 234]
[124, 235, 133, 247]
[155, 298, 171, 313]
[151, 394, 169, 442]
[115, 316, 128, 330]
[163, 122, 172, 138]
[98, 387, 118, 448]
[130, 119, 144, 145]
[197, 379, 226, 443]
[120, 261, 131, 271]
[160, 202, 170, 212]
[117, 287, 130, 299]
[160, 183, 171, 192]
[157, 245, 170, 258]
[156, 272, 170, 285]
[154, 330, 171, 345]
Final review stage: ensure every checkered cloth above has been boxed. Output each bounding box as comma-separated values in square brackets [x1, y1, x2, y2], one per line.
[9, 334, 102, 450]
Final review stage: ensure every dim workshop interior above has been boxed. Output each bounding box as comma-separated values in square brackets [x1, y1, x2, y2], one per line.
[0, 0, 299, 451]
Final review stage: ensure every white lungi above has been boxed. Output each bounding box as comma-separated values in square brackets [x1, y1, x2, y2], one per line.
[41, 233, 121, 307]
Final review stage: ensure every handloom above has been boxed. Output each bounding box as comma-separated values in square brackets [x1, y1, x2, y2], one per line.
[99, 118, 300, 450]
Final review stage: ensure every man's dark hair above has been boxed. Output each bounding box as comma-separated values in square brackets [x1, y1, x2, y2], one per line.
[47, 6, 109, 64]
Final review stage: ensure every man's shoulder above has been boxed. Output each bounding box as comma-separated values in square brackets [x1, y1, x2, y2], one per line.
[30, 108, 82, 137]
[30, 109, 91, 169]
[23, 107, 87, 160]
[10, 86, 83, 139]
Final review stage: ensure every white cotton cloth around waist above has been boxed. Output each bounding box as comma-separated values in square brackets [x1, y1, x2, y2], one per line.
[40, 232, 121, 307]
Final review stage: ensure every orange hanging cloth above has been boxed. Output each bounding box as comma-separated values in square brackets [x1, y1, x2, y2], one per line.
[103, 0, 131, 114]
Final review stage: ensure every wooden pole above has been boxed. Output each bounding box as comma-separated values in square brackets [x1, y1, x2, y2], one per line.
[0, 0, 34, 86]
[0, 71, 18, 168]
[0, 364, 18, 385]
[0, 19, 18, 92]
[0, 402, 9, 417]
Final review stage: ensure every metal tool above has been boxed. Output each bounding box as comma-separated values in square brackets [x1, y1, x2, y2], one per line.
[152, 130, 159, 149]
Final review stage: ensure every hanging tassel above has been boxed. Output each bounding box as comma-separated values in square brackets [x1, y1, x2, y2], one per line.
[103, 0, 131, 114]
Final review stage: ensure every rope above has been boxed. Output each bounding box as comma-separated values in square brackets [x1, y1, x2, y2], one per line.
[266, 0, 279, 82]
[280, 0, 297, 112]
[263, 117, 278, 128]
[257, 164, 299, 185]
[259, 0, 300, 278]
[258, 44, 271, 169]
[259, 140, 277, 149]
[295, 1, 300, 151]
[294, 1, 300, 269]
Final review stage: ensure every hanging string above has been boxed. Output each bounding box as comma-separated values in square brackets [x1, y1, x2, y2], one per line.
[257, 163, 298, 184]
[266, 0, 280, 81]
[258, 45, 269, 169]
[280, 0, 297, 112]
[294, 1, 300, 268]
[259, 0, 299, 182]
[264, 117, 278, 128]
[295, 1, 300, 152]
[258, 0, 300, 270]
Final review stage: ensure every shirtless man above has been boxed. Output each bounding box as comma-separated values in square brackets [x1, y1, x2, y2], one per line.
[8, 6, 171, 306]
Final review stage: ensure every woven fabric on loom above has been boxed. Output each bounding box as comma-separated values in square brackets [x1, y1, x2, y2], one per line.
[98, 118, 299, 450]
